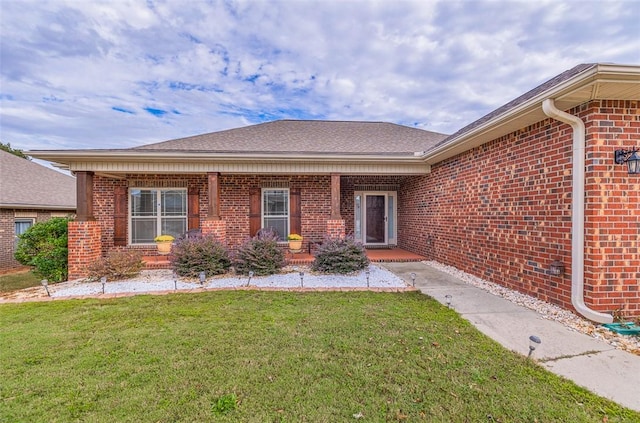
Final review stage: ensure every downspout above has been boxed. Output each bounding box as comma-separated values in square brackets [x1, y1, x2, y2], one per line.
[542, 99, 613, 323]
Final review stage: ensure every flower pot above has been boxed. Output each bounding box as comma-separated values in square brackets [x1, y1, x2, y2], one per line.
[288, 240, 303, 253]
[156, 241, 172, 255]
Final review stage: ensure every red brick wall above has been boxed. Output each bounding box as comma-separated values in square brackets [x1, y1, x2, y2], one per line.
[584, 100, 640, 316]
[92, 174, 334, 254]
[398, 100, 639, 317]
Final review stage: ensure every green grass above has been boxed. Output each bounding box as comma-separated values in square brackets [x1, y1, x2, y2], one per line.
[0, 268, 40, 292]
[1, 291, 638, 422]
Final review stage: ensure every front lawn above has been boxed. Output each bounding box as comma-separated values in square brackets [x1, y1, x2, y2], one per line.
[0, 268, 40, 292]
[1, 291, 637, 422]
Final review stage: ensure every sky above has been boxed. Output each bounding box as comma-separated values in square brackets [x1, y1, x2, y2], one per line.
[1, 0, 639, 153]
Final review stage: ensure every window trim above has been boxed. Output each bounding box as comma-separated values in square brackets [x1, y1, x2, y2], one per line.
[14, 218, 35, 249]
[261, 188, 290, 240]
[128, 187, 188, 245]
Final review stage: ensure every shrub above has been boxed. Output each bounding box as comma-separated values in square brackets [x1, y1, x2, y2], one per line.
[14, 217, 69, 282]
[87, 250, 144, 281]
[234, 229, 285, 276]
[311, 237, 370, 274]
[171, 234, 231, 278]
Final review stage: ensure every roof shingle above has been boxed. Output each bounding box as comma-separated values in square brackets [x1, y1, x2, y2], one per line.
[0, 150, 76, 209]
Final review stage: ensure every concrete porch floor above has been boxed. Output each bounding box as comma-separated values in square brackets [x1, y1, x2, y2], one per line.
[143, 247, 426, 269]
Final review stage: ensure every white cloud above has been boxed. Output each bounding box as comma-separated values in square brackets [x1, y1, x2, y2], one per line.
[0, 0, 638, 151]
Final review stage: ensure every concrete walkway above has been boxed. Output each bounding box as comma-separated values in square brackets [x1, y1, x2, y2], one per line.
[382, 261, 640, 412]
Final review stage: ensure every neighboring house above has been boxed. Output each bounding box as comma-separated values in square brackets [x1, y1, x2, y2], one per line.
[0, 150, 76, 271]
[29, 63, 639, 321]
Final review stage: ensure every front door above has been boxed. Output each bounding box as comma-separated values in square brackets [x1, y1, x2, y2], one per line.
[365, 195, 386, 244]
[355, 191, 397, 246]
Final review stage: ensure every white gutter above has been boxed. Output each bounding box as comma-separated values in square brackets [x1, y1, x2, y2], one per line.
[542, 98, 613, 323]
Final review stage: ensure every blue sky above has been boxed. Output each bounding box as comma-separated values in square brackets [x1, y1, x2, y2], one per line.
[1, 0, 639, 151]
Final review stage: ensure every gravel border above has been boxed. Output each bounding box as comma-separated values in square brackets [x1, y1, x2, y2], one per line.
[49, 264, 408, 298]
[424, 261, 640, 356]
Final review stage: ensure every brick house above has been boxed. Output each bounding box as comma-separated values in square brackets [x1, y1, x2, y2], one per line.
[0, 150, 76, 272]
[30, 63, 639, 321]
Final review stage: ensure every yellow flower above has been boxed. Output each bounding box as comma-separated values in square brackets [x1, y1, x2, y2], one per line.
[154, 235, 175, 242]
[287, 234, 303, 241]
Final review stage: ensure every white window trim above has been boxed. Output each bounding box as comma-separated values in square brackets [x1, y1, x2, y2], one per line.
[14, 218, 35, 248]
[261, 187, 290, 240]
[128, 187, 188, 245]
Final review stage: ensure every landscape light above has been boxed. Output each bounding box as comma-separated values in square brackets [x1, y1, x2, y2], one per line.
[365, 268, 370, 287]
[100, 276, 107, 294]
[41, 279, 50, 297]
[247, 270, 254, 287]
[444, 294, 452, 308]
[528, 335, 541, 358]
[410, 272, 416, 287]
[199, 271, 206, 285]
[299, 271, 304, 287]
[173, 271, 178, 290]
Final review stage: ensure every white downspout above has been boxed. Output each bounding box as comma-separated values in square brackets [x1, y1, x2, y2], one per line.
[542, 99, 613, 323]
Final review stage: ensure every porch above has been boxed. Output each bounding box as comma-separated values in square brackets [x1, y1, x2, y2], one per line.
[142, 247, 426, 269]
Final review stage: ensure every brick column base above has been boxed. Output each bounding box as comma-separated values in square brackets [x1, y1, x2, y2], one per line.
[201, 219, 227, 244]
[326, 219, 345, 239]
[68, 220, 102, 280]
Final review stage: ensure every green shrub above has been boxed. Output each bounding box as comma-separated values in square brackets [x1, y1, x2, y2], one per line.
[86, 250, 144, 281]
[234, 229, 285, 276]
[312, 237, 370, 274]
[14, 217, 69, 282]
[171, 234, 231, 278]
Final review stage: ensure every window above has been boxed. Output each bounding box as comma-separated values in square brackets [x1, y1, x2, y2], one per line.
[262, 189, 289, 239]
[14, 218, 34, 248]
[129, 188, 187, 244]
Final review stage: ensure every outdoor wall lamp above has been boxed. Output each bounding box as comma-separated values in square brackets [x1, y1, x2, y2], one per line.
[614, 148, 640, 174]
[549, 260, 565, 277]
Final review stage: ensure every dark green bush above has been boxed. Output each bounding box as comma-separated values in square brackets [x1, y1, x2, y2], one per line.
[311, 237, 370, 274]
[234, 229, 285, 276]
[87, 250, 144, 281]
[171, 234, 231, 278]
[14, 217, 69, 282]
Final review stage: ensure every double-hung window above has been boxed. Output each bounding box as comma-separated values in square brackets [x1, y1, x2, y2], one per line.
[262, 188, 289, 240]
[130, 188, 187, 244]
[14, 218, 34, 248]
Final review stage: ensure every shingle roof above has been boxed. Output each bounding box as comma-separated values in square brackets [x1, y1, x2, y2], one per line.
[132, 120, 448, 155]
[0, 150, 76, 209]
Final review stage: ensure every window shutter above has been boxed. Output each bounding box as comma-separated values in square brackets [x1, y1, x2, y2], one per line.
[113, 186, 127, 246]
[188, 187, 200, 230]
[290, 188, 301, 236]
[249, 188, 261, 237]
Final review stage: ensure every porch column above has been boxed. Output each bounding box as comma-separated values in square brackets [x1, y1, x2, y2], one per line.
[330, 173, 341, 219]
[68, 221, 101, 279]
[327, 173, 345, 239]
[75, 171, 95, 221]
[207, 172, 221, 220]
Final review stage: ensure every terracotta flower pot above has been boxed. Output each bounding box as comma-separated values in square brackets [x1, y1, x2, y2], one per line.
[156, 241, 172, 255]
[288, 240, 303, 253]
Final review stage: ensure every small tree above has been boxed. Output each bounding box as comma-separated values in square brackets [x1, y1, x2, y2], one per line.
[0, 142, 30, 160]
[234, 229, 285, 276]
[14, 217, 69, 282]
